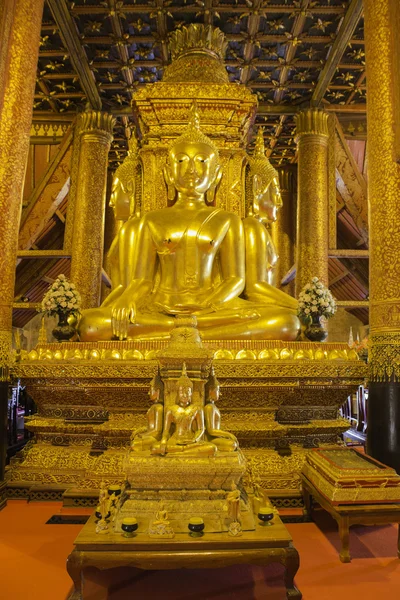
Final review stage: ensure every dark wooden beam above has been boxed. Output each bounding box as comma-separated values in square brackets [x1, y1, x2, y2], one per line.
[312, 0, 363, 106]
[47, 0, 102, 110]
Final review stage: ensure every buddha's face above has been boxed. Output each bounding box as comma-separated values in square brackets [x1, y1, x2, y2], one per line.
[177, 385, 193, 407]
[253, 174, 282, 224]
[167, 141, 220, 198]
[208, 385, 220, 403]
[149, 384, 160, 403]
[109, 176, 135, 221]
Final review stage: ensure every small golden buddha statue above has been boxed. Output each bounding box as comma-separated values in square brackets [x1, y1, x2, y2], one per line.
[152, 363, 217, 457]
[204, 367, 238, 452]
[131, 367, 164, 452]
[243, 128, 298, 311]
[79, 107, 300, 341]
[102, 134, 141, 308]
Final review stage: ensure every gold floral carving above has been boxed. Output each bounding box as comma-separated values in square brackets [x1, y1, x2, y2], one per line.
[295, 109, 329, 295]
[369, 331, 400, 382]
[363, 1, 400, 384]
[70, 110, 115, 308]
[0, 0, 45, 374]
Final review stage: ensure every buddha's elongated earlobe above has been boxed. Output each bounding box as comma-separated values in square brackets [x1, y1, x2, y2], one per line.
[163, 164, 176, 202]
[206, 165, 222, 205]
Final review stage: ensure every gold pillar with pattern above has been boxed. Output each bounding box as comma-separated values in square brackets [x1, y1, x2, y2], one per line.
[70, 110, 115, 309]
[0, 0, 45, 507]
[294, 109, 329, 298]
[364, 0, 400, 472]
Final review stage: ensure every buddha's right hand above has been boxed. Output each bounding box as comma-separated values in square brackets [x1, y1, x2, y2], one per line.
[111, 302, 136, 340]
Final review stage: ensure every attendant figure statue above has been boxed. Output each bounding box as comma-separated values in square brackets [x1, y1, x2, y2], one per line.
[243, 128, 297, 311]
[204, 367, 238, 452]
[103, 134, 141, 307]
[79, 107, 300, 341]
[152, 363, 217, 457]
[131, 367, 164, 452]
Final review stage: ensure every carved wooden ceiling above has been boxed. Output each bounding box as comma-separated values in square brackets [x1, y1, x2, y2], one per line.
[34, 0, 365, 166]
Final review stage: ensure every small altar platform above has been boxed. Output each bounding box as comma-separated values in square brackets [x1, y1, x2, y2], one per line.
[67, 513, 301, 600]
[7, 340, 367, 501]
[302, 448, 400, 562]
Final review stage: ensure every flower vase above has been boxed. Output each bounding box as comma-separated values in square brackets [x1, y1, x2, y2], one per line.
[304, 313, 328, 342]
[52, 312, 75, 342]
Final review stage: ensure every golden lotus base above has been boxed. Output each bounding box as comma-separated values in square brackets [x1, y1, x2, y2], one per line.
[7, 341, 367, 498]
[67, 513, 301, 600]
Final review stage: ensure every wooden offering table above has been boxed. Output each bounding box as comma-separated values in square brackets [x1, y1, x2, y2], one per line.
[67, 514, 302, 600]
[302, 448, 400, 563]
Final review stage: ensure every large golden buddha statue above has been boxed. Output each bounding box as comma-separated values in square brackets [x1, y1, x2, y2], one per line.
[78, 107, 300, 342]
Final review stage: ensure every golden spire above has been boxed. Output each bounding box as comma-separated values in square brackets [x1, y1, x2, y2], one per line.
[177, 362, 193, 390]
[171, 102, 219, 158]
[113, 131, 139, 190]
[249, 127, 279, 187]
[150, 366, 164, 400]
[254, 127, 266, 158]
[205, 365, 220, 395]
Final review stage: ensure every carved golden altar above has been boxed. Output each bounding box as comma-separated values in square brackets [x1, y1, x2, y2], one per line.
[7, 338, 366, 500]
[6, 25, 367, 502]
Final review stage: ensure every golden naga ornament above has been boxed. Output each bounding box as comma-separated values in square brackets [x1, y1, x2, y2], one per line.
[79, 106, 300, 342]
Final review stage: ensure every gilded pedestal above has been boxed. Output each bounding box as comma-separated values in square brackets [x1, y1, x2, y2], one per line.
[6, 340, 366, 502]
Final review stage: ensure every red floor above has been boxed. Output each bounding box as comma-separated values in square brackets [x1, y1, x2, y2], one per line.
[0, 500, 399, 599]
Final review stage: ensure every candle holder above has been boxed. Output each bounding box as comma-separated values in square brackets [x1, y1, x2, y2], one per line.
[95, 505, 110, 521]
[258, 506, 274, 526]
[188, 517, 205, 537]
[121, 517, 138, 538]
[108, 484, 122, 497]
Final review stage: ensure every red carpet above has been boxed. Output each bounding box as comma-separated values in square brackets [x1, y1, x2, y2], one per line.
[0, 501, 399, 599]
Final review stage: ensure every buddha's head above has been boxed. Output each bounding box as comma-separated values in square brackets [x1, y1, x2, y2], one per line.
[164, 104, 222, 202]
[205, 366, 220, 404]
[247, 128, 282, 224]
[176, 362, 194, 407]
[109, 134, 139, 220]
[149, 366, 164, 404]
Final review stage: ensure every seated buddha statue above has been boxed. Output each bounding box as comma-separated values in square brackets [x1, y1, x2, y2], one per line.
[204, 367, 238, 452]
[131, 367, 164, 452]
[243, 128, 297, 311]
[151, 363, 217, 457]
[78, 106, 300, 342]
[102, 134, 141, 308]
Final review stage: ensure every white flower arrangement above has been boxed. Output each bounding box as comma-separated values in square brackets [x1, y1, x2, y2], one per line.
[297, 277, 337, 322]
[41, 274, 81, 316]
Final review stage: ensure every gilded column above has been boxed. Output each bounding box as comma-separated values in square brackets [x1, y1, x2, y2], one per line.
[70, 110, 115, 309]
[0, 0, 44, 505]
[364, 0, 400, 471]
[294, 109, 329, 297]
[271, 166, 296, 295]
